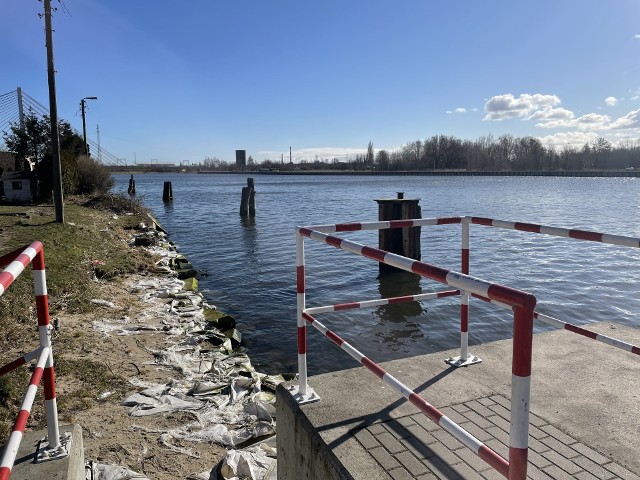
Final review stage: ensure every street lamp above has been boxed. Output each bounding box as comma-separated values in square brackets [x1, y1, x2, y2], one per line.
[80, 96, 97, 156]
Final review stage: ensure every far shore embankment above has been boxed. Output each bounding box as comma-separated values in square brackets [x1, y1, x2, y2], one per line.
[108, 167, 640, 177]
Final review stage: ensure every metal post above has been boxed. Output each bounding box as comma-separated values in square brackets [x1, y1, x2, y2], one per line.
[446, 217, 481, 367]
[508, 301, 535, 480]
[290, 230, 320, 404]
[81, 97, 97, 157]
[461, 218, 470, 359]
[44, 0, 64, 223]
[81, 99, 87, 156]
[33, 249, 62, 453]
[296, 232, 307, 394]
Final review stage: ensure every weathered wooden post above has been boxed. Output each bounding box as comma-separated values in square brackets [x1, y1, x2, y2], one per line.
[128, 174, 136, 195]
[162, 181, 173, 202]
[240, 177, 255, 216]
[374, 192, 421, 273]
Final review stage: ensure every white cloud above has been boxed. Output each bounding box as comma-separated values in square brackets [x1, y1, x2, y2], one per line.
[482, 92, 640, 135]
[601, 130, 640, 147]
[609, 109, 640, 129]
[574, 113, 612, 131]
[446, 107, 467, 114]
[538, 131, 599, 149]
[529, 106, 575, 128]
[484, 93, 561, 121]
[635, 34, 640, 39]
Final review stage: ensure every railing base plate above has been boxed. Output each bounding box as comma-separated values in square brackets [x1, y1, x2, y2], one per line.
[445, 354, 482, 368]
[36, 431, 71, 463]
[288, 384, 321, 405]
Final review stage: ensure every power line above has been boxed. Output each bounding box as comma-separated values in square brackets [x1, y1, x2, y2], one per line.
[58, 0, 71, 17]
[0, 98, 18, 110]
[0, 88, 122, 165]
[23, 92, 49, 113]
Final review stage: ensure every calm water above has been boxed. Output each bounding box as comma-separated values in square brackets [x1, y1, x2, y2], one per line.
[113, 173, 640, 375]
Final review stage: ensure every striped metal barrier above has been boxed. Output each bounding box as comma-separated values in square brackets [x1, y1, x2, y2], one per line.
[305, 215, 640, 363]
[295, 225, 536, 480]
[294, 215, 640, 479]
[0, 242, 66, 480]
[468, 216, 640, 356]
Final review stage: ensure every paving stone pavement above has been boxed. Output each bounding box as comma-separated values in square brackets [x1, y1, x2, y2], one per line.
[353, 395, 640, 480]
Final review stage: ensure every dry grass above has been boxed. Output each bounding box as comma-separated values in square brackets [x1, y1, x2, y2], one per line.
[0, 194, 152, 439]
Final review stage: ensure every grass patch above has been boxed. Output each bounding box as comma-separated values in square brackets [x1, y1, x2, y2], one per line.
[0, 194, 153, 439]
[55, 357, 130, 421]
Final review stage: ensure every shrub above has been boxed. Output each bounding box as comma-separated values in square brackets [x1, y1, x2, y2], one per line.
[75, 155, 114, 194]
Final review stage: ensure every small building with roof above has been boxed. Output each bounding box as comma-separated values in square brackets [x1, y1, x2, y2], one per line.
[1, 153, 37, 203]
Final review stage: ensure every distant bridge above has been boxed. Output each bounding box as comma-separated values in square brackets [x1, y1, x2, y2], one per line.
[0, 87, 122, 166]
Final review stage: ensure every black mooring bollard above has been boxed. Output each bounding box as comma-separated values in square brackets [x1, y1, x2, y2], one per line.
[374, 192, 421, 273]
[128, 174, 136, 195]
[162, 181, 173, 202]
[240, 177, 255, 216]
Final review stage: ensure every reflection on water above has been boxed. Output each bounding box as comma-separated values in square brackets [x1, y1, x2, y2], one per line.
[376, 271, 424, 320]
[240, 215, 258, 258]
[240, 216, 256, 228]
[373, 271, 425, 351]
[162, 201, 174, 214]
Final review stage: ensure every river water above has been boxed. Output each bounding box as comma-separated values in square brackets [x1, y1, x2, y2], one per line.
[113, 173, 640, 375]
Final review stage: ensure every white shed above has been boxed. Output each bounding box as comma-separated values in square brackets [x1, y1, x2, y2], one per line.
[1, 171, 36, 203]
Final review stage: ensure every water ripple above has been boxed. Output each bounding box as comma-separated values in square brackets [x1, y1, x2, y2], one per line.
[115, 174, 640, 374]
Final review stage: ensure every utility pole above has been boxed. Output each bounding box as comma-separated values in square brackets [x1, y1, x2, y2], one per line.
[81, 100, 87, 155]
[81, 96, 97, 156]
[44, 0, 64, 223]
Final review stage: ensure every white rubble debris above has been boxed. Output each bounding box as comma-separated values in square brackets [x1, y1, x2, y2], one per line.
[89, 226, 282, 479]
[88, 462, 150, 480]
[91, 298, 118, 308]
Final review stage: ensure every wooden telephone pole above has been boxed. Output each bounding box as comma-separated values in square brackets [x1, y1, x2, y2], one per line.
[44, 0, 64, 223]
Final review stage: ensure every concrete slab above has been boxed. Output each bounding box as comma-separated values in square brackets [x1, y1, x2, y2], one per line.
[277, 322, 640, 479]
[8, 424, 84, 480]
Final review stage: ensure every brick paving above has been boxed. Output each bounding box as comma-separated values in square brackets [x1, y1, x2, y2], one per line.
[353, 395, 639, 480]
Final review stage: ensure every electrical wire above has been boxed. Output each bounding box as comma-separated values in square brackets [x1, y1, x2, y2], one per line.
[58, 0, 71, 17]
[1, 88, 122, 165]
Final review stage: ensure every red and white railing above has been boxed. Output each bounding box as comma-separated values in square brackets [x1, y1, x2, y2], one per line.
[293, 215, 640, 480]
[0, 242, 65, 480]
[302, 310, 513, 477]
[467, 216, 640, 356]
[295, 225, 536, 479]
[303, 216, 640, 364]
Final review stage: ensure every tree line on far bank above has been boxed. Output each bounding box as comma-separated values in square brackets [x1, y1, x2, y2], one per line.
[1, 112, 114, 198]
[200, 135, 640, 172]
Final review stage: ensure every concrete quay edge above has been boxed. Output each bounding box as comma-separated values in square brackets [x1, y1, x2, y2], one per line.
[7, 424, 84, 480]
[277, 322, 640, 479]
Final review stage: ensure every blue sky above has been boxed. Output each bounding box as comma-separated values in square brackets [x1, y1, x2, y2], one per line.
[2, 0, 640, 164]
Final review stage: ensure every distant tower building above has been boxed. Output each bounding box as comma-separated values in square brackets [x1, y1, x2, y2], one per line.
[236, 150, 247, 171]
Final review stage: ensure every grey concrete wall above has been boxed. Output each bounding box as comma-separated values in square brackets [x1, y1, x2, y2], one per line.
[275, 323, 640, 479]
[276, 384, 354, 480]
